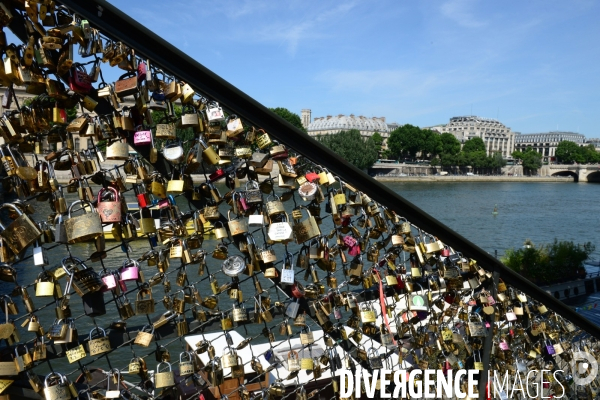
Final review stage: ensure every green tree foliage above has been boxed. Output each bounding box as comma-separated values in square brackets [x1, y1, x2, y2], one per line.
[555, 141, 599, 164]
[491, 152, 507, 173]
[502, 240, 595, 284]
[440, 153, 457, 168]
[580, 144, 600, 163]
[512, 147, 542, 173]
[422, 129, 442, 157]
[440, 133, 461, 155]
[555, 140, 581, 163]
[387, 124, 424, 159]
[462, 137, 485, 153]
[371, 132, 384, 148]
[317, 129, 378, 170]
[371, 132, 384, 157]
[269, 107, 307, 133]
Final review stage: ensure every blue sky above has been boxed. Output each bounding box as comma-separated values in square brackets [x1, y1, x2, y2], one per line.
[109, 1, 598, 136]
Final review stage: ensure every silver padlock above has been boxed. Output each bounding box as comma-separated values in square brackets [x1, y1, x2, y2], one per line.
[33, 240, 49, 266]
[54, 214, 67, 244]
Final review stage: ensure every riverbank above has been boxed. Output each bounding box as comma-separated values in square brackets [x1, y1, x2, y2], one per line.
[374, 175, 575, 182]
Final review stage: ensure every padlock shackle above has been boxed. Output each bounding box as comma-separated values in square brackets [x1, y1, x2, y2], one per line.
[88, 326, 106, 340]
[67, 199, 96, 217]
[97, 185, 119, 203]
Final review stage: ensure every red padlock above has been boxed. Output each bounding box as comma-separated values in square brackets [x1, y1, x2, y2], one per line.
[209, 168, 226, 182]
[137, 193, 150, 208]
[305, 171, 319, 182]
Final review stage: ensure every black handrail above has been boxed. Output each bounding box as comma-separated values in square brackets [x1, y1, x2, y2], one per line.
[57, 0, 600, 339]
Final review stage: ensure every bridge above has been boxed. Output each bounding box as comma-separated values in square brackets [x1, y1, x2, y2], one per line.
[541, 164, 600, 183]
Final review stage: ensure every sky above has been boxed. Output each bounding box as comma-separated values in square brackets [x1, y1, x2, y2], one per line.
[106, 0, 600, 137]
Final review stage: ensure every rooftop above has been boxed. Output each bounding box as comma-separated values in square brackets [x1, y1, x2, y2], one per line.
[307, 114, 390, 133]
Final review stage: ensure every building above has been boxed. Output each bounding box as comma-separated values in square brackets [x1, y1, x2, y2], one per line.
[427, 116, 516, 158]
[302, 109, 392, 140]
[585, 138, 600, 151]
[514, 131, 586, 159]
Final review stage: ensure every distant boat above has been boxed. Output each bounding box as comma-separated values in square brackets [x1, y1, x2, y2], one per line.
[492, 204, 498, 215]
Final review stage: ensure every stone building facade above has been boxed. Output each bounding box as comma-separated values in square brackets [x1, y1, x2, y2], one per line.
[302, 109, 393, 139]
[427, 116, 516, 158]
[514, 131, 586, 159]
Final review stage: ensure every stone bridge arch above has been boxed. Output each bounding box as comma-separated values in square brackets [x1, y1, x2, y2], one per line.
[546, 164, 600, 183]
[551, 170, 579, 182]
[584, 170, 600, 183]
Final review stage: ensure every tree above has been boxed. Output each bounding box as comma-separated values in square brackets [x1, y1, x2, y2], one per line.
[440, 133, 461, 156]
[371, 132, 384, 157]
[387, 124, 425, 159]
[371, 132, 383, 147]
[490, 152, 506, 174]
[269, 107, 306, 133]
[317, 129, 378, 170]
[579, 144, 600, 164]
[521, 149, 542, 173]
[440, 153, 456, 168]
[513, 147, 542, 173]
[421, 129, 442, 158]
[462, 137, 485, 153]
[503, 240, 594, 284]
[555, 140, 581, 164]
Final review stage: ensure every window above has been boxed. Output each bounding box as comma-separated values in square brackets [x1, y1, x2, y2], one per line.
[75, 138, 80, 152]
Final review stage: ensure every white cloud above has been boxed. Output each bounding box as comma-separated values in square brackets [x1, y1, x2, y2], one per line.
[235, 1, 359, 55]
[440, 0, 486, 28]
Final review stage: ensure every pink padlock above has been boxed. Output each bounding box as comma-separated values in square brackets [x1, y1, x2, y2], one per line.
[348, 245, 361, 257]
[158, 198, 170, 208]
[116, 271, 127, 292]
[441, 247, 450, 257]
[239, 196, 249, 211]
[343, 235, 357, 248]
[133, 128, 152, 145]
[499, 340, 510, 351]
[101, 271, 117, 293]
[120, 259, 140, 281]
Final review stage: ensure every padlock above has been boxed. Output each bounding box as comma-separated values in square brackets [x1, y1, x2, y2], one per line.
[134, 324, 154, 347]
[61, 257, 106, 296]
[35, 271, 55, 297]
[104, 369, 121, 398]
[280, 252, 295, 284]
[88, 327, 111, 356]
[205, 357, 224, 386]
[359, 303, 376, 323]
[96, 186, 122, 223]
[64, 200, 103, 243]
[227, 210, 248, 236]
[205, 101, 225, 122]
[0, 202, 42, 254]
[155, 361, 175, 388]
[287, 350, 301, 372]
[179, 351, 195, 376]
[43, 372, 70, 400]
[221, 347, 238, 368]
[135, 288, 155, 315]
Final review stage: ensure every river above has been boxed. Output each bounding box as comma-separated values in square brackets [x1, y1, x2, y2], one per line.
[384, 181, 600, 261]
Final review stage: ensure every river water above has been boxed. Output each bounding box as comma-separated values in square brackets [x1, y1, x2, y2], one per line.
[385, 181, 600, 261]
